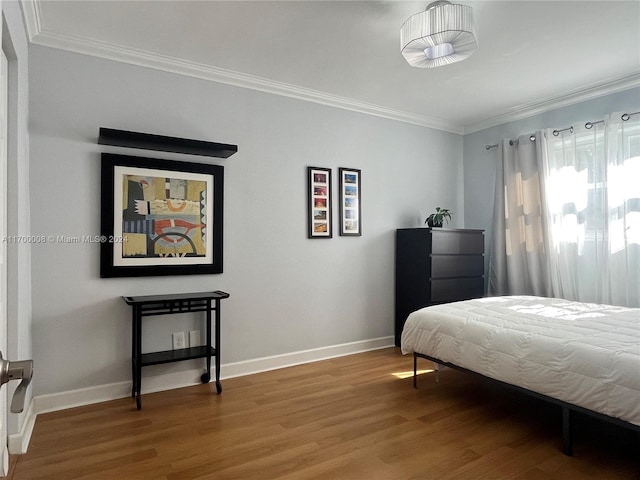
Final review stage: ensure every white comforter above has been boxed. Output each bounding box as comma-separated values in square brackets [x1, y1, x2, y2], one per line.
[401, 296, 640, 426]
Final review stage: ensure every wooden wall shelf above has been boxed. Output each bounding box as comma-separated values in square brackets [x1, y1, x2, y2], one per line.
[98, 128, 238, 158]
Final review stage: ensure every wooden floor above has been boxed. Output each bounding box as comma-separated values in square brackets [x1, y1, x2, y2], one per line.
[9, 347, 640, 479]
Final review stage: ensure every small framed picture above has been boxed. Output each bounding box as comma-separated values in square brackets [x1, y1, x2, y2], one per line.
[307, 167, 332, 238]
[339, 168, 361, 236]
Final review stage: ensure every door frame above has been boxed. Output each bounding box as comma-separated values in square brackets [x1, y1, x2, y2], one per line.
[0, 42, 10, 477]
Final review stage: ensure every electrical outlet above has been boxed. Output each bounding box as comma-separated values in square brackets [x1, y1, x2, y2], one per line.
[189, 330, 201, 347]
[172, 332, 186, 350]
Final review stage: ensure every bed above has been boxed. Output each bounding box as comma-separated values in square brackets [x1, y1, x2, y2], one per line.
[400, 295, 640, 455]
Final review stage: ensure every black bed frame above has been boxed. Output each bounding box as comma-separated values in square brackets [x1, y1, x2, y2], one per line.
[413, 352, 640, 456]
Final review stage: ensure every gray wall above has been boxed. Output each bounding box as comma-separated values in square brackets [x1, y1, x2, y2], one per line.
[29, 27, 637, 403]
[29, 45, 463, 396]
[463, 87, 640, 276]
[3, 0, 33, 436]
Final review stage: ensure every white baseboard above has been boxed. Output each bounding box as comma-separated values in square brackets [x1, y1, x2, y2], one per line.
[33, 336, 394, 415]
[220, 336, 393, 378]
[7, 398, 36, 454]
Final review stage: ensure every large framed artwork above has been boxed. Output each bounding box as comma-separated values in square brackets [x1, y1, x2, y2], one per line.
[307, 166, 332, 238]
[338, 167, 361, 236]
[100, 153, 224, 277]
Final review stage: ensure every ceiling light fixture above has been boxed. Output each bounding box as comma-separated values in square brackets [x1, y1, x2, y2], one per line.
[400, 1, 477, 68]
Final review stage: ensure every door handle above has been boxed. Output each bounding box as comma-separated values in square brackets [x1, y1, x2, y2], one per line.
[0, 352, 34, 413]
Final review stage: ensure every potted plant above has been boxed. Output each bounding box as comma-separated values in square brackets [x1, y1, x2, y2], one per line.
[425, 207, 452, 228]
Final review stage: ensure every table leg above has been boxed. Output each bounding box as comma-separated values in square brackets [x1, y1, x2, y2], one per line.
[215, 299, 222, 394]
[131, 308, 137, 398]
[135, 307, 143, 410]
[205, 301, 212, 383]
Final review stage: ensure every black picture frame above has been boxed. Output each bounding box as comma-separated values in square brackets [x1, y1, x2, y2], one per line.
[100, 153, 224, 277]
[339, 167, 362, 236]
[307, 166, 332, 238]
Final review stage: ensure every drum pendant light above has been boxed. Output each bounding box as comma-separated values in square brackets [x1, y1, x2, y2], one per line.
[401, 1, 478, 68]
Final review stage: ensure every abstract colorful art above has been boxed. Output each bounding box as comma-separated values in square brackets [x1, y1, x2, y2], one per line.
[101, 154, 223, 277]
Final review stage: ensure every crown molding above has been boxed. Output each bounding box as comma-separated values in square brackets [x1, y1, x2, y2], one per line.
[21, 0, 463, 134]
[19, 0, 41, 41]
[20, 0, 638, 137]
[463, 73, 640, 134]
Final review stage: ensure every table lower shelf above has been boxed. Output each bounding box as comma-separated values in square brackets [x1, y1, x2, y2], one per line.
[140, 346, 216, 366]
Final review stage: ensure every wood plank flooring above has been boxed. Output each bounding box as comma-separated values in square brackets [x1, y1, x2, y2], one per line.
[9, 347, 640, 479]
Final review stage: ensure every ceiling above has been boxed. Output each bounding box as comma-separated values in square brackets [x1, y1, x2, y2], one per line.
[21, 0, 640, 134]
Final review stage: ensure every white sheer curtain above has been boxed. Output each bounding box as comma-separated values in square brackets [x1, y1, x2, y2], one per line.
[539, 112, 640, 307]
[488, 134, 551, 297]
[489, 112, 640, 307]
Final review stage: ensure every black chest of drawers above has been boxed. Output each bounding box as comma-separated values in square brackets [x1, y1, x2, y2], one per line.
[395, 228, 485, 346]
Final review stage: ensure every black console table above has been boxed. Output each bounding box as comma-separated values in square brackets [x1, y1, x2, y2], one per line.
[123, 291, 230, 410]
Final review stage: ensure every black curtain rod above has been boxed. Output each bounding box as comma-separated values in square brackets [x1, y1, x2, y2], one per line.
[485, 111, 639, 150]
[485, 135, 535, 150]
[552, 111, 639, 136]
